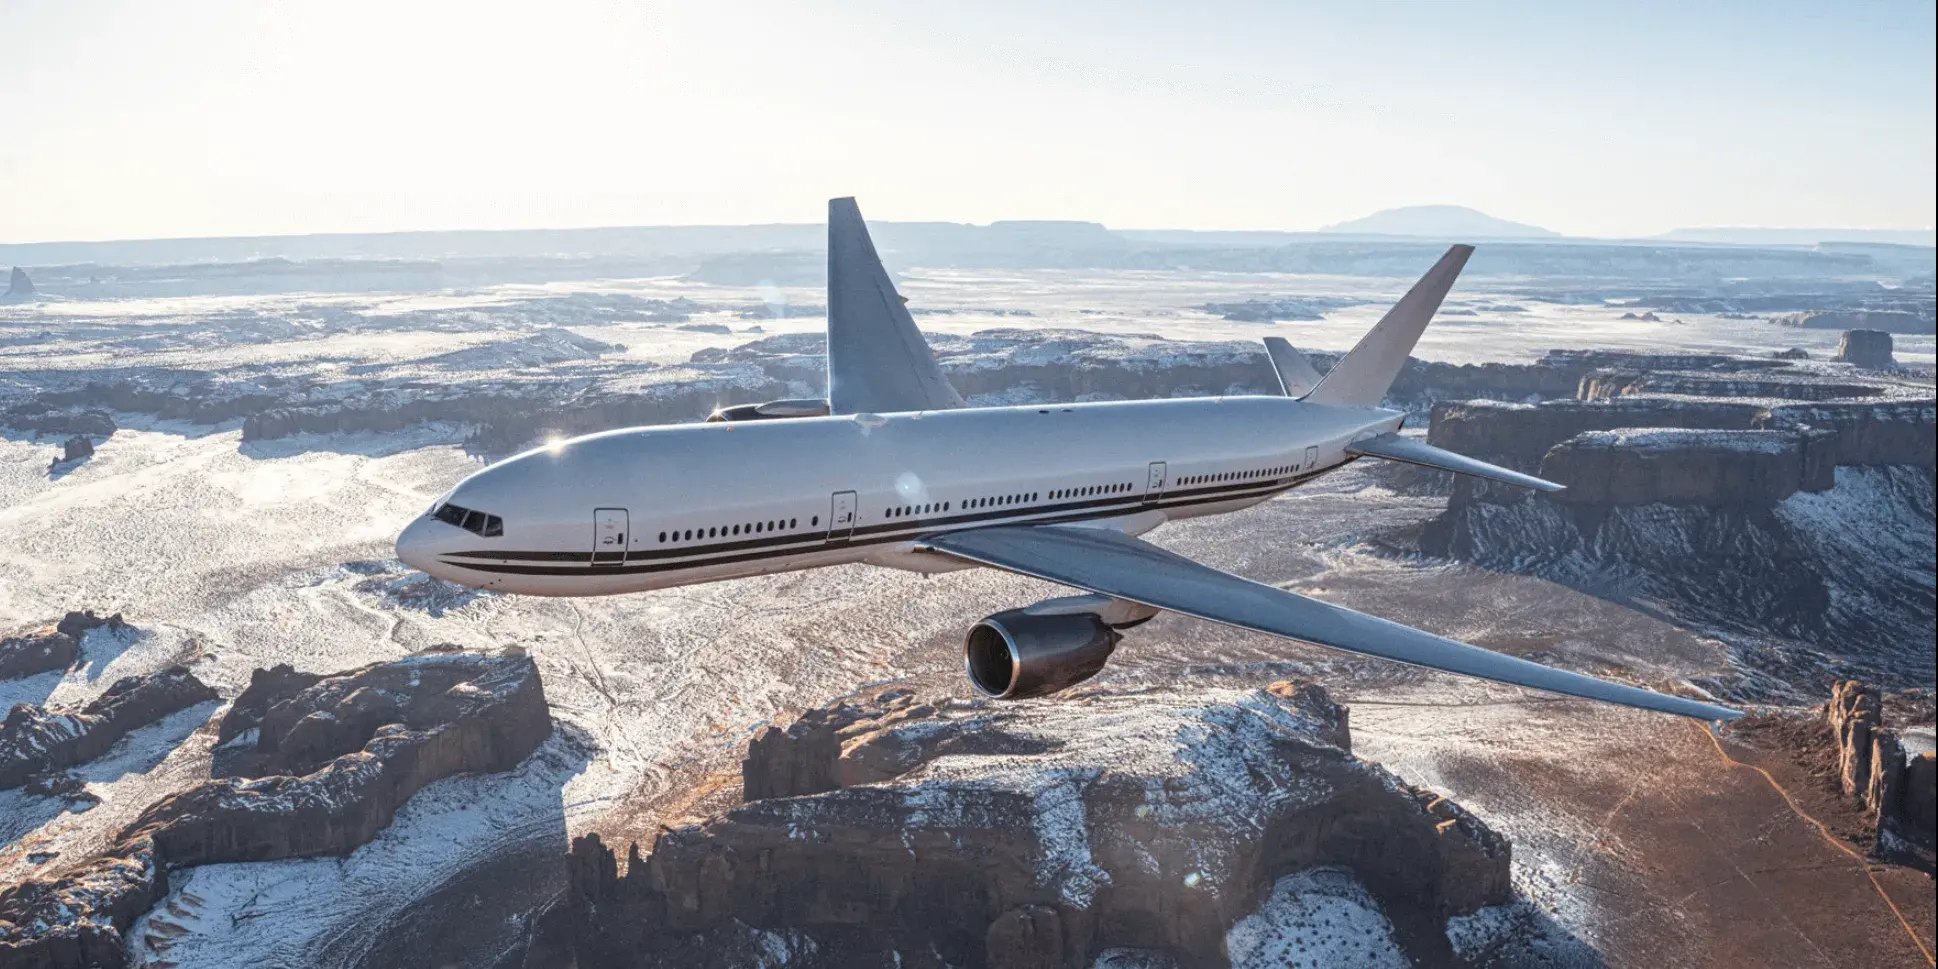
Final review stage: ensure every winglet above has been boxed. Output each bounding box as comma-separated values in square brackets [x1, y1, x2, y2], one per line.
[1262, 337, 1325, 398]
[826, 198, 964, 415]
[1346, 433, 1564, 492]
[1303, 245, 1473, 407]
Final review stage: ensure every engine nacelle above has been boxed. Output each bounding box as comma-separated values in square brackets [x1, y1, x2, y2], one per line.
[705, 398, 830, 423]
[964, 609, 1120, 700]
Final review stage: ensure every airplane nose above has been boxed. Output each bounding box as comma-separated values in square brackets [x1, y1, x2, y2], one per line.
[396, 515, 439, 574]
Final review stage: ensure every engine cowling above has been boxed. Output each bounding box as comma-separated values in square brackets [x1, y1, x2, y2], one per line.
[705, 398, 830, 422]
[964, 609, 1120, 700]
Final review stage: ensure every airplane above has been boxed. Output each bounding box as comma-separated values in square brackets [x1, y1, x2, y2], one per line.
[396, 198, 1740, 722]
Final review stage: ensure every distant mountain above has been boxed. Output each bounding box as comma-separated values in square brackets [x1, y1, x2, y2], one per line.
[1657, 227, 1936, 247]
[1319, 205, 1561, 239]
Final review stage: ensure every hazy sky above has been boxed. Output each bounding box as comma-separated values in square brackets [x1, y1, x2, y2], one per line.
[2, 0, 1933, 243]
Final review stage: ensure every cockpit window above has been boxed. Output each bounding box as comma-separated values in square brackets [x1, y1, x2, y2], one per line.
[433, 502, 503, 538]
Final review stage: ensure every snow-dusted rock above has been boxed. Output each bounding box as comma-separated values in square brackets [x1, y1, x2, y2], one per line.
[1418, 465, 1936, 693]
[1, 665, 215, 790]
[566, 680, 1508, 968]
[1539, 428, 1836, 506]
[0, 627, 79, 683]
[134, 652, 551, 865]
[0, 652, 550, 969]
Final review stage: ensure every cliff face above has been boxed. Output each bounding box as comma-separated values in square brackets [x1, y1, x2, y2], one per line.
[1419, 465, 1935, 693]
[0, 652, 552, 969]
[1759, 399, 1937, 467]
[1429, 396, 1934, 481]
[1537, 429, 1836, 507]
[564, 682, 1509, 969]
[137, 652, 552, 866]
[1825, 681, 1936, 871]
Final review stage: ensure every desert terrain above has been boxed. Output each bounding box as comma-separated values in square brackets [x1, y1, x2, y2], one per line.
[2, 231, 1933, 967]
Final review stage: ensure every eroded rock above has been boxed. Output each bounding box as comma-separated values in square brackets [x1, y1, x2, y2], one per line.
[1825, 680, 1935, 870]
[1, 665, 215, 790]
[0, 629, 78, 683]
[1835, 329, 1897, 368]
[572, 681, 1507, 968]
[133, 652, 551, 865]
[0, 652, 552, 968]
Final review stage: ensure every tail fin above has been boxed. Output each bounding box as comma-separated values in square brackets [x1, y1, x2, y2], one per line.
[826, 197, 964, 415]
[1303, 244, 1473, 407]
[1262, 337, 1325, 397]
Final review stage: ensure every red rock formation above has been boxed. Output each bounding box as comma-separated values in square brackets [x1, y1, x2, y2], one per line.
[1824, 680, 1934, 870]
[133, 653, 552, 865]
[214, 662, 324, 744]
[573, 681, 1509, 969]
[1, 666, 216, 790]
[0, 652, 552, 969]
[0, 629, 77, 683]
[0, 612, 129, 682]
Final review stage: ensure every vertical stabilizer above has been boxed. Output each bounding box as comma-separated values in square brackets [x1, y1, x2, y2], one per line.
[826, 198, 965, 414]
[1262, 337, 1325, 397]
[1302, 245, 1472, 407]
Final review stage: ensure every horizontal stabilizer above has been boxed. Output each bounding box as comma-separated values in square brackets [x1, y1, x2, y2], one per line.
[1347, 434, 1564, 492]
[1262, 337, 1325, 397]
[920, 526, 1738, 721]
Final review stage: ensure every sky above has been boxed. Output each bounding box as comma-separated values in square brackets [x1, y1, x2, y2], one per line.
[0, 0, 1933, 243]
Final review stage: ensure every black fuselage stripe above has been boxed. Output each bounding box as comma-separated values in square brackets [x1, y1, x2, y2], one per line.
[438, 468, 1341, 578]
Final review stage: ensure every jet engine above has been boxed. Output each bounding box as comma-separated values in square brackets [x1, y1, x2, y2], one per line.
[963, 609, 1121, 700]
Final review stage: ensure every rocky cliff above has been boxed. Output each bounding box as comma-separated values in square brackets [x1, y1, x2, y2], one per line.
[1429, 396, 1934, 482]
[1536, 429, 1836, 506]
[0, 611, 125, 682]
[561, 681, 1509, 969]
[1, 666, 216, 790]
[1825, 681, 1936, 870]
[1417, 464, 1935, 695]
[0, 651, 552, 969]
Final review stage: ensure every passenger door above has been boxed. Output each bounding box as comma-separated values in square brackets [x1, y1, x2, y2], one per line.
[593, 508, 629, 565]
[828, 491, 857, 541]
[1145, 461, 1168, 503]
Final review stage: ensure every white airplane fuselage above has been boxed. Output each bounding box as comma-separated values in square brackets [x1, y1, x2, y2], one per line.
[396, 395, 1405, 597]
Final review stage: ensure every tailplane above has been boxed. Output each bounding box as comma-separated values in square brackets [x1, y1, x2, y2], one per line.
[1262, 337, 1325, 397]
[1302, 245, 1473, 407]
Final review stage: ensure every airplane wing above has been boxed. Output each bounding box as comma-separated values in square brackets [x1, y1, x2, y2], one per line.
[826, 197, 966, 415]
[1347, 433, 1564, 492]
[918, 525, 1739, 720]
